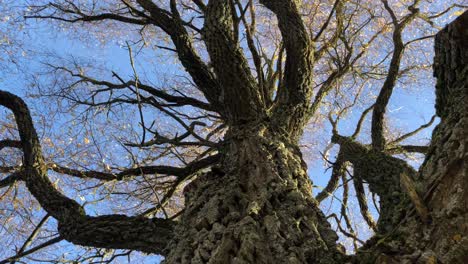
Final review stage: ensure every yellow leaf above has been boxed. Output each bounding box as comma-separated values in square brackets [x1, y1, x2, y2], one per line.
[84, 137, 90, 144]
[452, 10, 464, 17]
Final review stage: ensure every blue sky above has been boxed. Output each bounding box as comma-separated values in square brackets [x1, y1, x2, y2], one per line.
[0, 1, 464, 263]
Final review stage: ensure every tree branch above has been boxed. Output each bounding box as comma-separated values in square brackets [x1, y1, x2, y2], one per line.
[389, 115, 436, 145]
[10, 214, 50, 264]
[203, 0, 264, 124]
[371, 0, 421, 150]
[30, 1, 223, 115]
[0, 171, 22, 188]
[53, 66, 214, 111]
[351, 104, 375, 139]
[316, 152, 345, 203]
[352, 173, 378, 231]
[386, 144, 429, 154]
[0, 90, 174, 255]
[0, 237, 63, 264]
[260, 0, 315, 139]
[0, 139, 22, 151]
[50, 154, 220, 181]
[135, 0, 223, 113]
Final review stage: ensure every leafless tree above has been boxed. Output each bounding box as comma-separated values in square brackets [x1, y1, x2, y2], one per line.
[1, 1, 467, 263]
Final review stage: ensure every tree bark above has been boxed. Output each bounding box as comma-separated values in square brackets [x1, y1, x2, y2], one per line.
[356, 11, 468, 264]
[165, 11, 468, 263]
[3, 3, 467, 263]
[164, 126, 344, 263]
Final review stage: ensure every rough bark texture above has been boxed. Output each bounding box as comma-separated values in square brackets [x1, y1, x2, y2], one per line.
[332, 134, 417, 234]
[356, 12, 468, 264]
[260, 0, 315, 141]
[164, 11, 468, 263]
[2, 2, 467, 263]
[164, 126, 344, 263]
[417, 11, 468, 262]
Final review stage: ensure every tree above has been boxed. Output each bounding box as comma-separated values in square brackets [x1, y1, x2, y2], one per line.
[0, 0, 467, 263]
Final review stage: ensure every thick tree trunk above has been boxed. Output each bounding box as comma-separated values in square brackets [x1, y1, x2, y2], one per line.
[356, 12, 468, 264]
[164, 126, 344, 263]
[415, 12, 468, 263]
[165, 12, 468, 264]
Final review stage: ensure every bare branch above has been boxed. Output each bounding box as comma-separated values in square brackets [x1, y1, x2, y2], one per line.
[386, 145, 429, 154]
[351, 104, 375, 139]
[313, 0, 341, 41]
[339, 174, 361, 249]
[10, 214, 50, 264]
[26, 6, 149, 25]
[0, 237, 64, 264]
[53, 66, 214, 111]
[371, 0, 421, 150]
[389, 115, 436, 145]
[50, 154, 220, 181]
[0, 139, 21, 151]
[260, 0, 314, 139]
[0, 90, 174, 254]
[0, 171, 22, 189]
[353, 173, 378, 231]
[316, 152, 345, 203]
[30, 1, 223, 114]
[327, 214, 365, 245]
[135, 0, 223, 112]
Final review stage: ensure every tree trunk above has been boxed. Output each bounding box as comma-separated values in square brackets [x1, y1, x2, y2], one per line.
[164, 126, 344, 263]
[356, 12, 468, 264]
[165, 12, 468, 264]
[3, 3, 466, 263]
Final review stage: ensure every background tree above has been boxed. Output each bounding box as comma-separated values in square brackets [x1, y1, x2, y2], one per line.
[0, 0, 467, 263]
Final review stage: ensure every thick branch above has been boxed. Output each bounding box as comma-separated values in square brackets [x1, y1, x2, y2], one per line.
[386, 144, 429, 154]
[31, 1, 223, 115]
[0, 171, 22, 188]
[58, 214, 174, 254]
[203, 0, 263, 123]
[0, 90, 174, 254]
[331, 133, 421, 232]
[235, 1, 265, 104]
[260, 0, 314, 139]
[316, 152, 345, 203]
[135, 0, 223, 113]
[0, 139, 22, 151]
[353, 173, 378, 231]
[371, 0, 420, 150]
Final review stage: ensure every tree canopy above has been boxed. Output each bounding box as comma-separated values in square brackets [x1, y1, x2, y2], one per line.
[0, 0, 467, 263]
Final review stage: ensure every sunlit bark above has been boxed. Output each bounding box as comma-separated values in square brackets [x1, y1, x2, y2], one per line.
[0, 0, 467, 263]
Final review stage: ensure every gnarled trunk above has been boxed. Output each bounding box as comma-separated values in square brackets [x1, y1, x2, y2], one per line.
[356, 12, 468, 264]
[2, 6, 465, 264]
[165, 12, 468, 264]
[164, 126, 344, 263]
